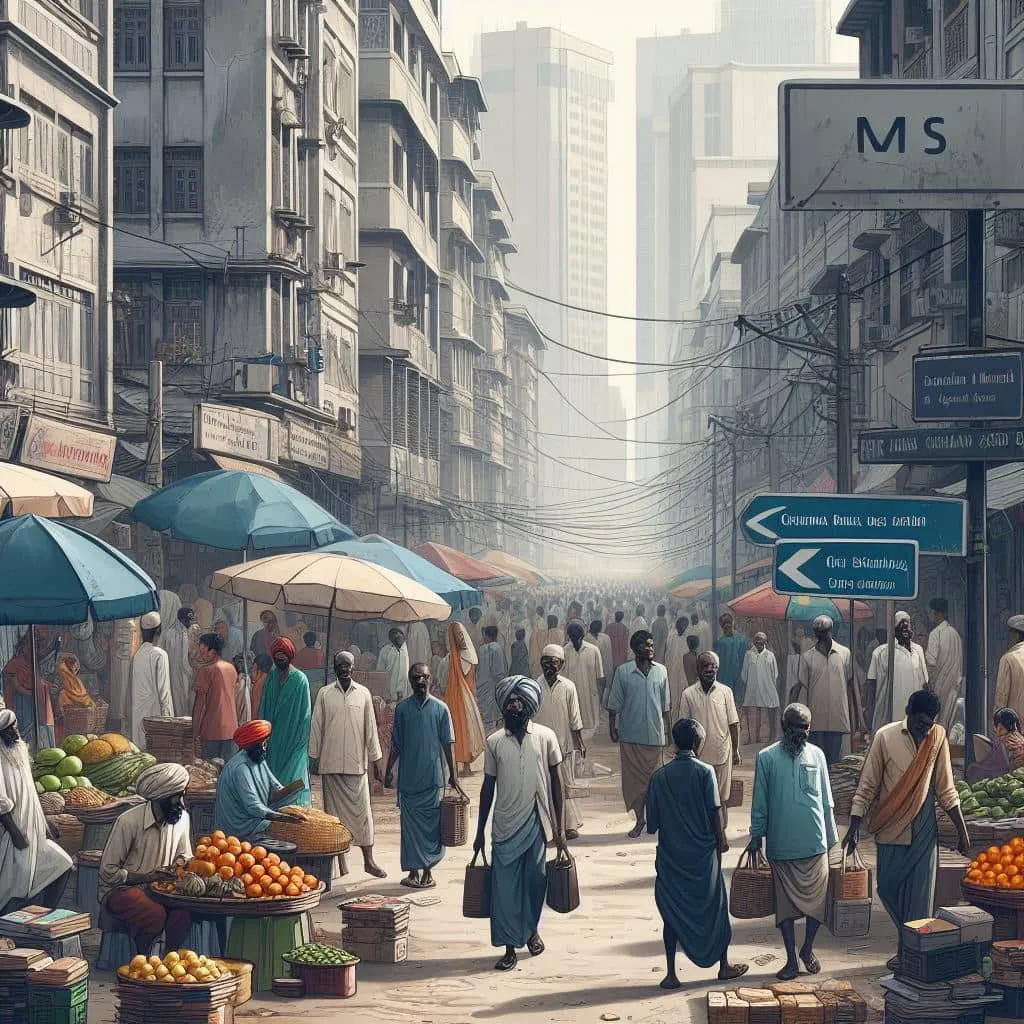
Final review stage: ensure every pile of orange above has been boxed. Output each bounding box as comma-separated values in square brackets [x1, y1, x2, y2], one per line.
[187, 830, 319, 899]
[965, 837, 1024, 889]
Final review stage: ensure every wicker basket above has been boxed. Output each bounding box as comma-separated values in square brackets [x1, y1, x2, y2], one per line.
[268, 807, 352, 855]
[57, 704, 95, 737]
[440, 791, 469, 847]
[92, 698, 109, 732]
[729, 850, 775, 919]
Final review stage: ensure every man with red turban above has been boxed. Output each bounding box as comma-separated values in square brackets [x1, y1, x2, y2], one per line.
[254, 635, 312, 807]
[213, 719, 306, 840]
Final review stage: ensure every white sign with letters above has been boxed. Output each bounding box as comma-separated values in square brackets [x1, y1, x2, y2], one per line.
[286, 419, 330, 470]
[194, 403, 280, 465]
[20, 413, 116, 482]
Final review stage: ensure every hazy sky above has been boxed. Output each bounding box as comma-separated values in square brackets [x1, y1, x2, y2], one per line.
[440, 1, 857, 417]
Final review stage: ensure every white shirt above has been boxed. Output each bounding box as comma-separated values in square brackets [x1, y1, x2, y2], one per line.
[561, 640, 603, 731]
[534, 674, 583, 756]
[592, 632, 613, 681]
[377, 643, 410, 701]
[309, 680, 383, 775]
[484, 722, 562, 843]
[125, 642, 173, 750]
[868, 641, 929, 733]
[926, 619, 964, 728]
[797, 641, 854, 734]
[741, 648, 781, 708]
[677, 680, 739, 766]
[630, 616, 649, 636]
[164, 620, 193, 718]
[406, 622, 432, 670]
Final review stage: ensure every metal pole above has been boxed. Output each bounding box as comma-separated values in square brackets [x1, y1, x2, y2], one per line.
[146, 360, 163, 489]
[964, 209, 988, 766]
[886, 600, 896, 727]
[836, 274, 856, 650]
[710, 420, 719, 640]
[29, 626, 41, 751]
[730, 435, 738, 602]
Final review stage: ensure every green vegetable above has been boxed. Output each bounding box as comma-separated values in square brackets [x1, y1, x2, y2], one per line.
[35, 747, 64, 768]
[55, 755, 83, 778]
[59, 776, 76, 792]
[284, 943, 359, 966]
[38, 775, 61, 793]
[61, 735, 89, 756]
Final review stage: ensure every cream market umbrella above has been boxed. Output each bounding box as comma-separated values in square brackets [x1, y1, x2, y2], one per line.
[0, 462, 93, 518]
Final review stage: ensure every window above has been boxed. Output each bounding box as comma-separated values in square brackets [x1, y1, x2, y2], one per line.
[162, 278, 204, 361]
[114, 3, 150, 71]
[115, 148, 150, 214]
[392, 140, 403, 187]
[703, 82, 722, 157]
[117, 280, 151, 366]
[163, 147, 202, 213]
[59, 122, 93, 200]
[272, 124, 295, 211]
[392, 16, 403, 59]
[165, 3, 203, 71]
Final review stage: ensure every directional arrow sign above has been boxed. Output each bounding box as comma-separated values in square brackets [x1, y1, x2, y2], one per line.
[773, 539, 919, 600]
[741, 493, 967, 556]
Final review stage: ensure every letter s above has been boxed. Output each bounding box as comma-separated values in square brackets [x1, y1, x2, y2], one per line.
[924, 117, 946, 155]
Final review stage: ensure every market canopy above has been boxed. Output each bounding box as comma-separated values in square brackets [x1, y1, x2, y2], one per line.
[132, 469, 356, 551]
[412, 541, 513, 587]
[727, 581, 873, 623]
[474, 549, 548, 585]
[0, 462, 93, 518]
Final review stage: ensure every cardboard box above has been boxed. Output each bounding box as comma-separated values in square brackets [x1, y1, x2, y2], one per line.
[936, 905, 994, 945]
[341, 924, 409, 943]
[341, 936, 408, 964]
[901, 917, 961, 951]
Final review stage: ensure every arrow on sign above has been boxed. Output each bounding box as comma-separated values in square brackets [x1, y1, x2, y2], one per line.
[746, 505, 786, 541]
[777, 547, 820, 590]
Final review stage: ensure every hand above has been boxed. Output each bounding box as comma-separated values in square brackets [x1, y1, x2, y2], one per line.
[732, 750, 742, 766]
[151, 867, 177, 883]
[609, 725, 619, 744]
[281, 811, 307, 824]
[372, 763, 382, 783]
[450, 779, 467, 799]
[718, 836, 730, 854]
[473, 831, 485, 855]
[554, 831, 570, 858]
[843, 824, 860, 855]
[745, 836, 762, 855]
[957, 832, 971, 857]
[384, 769, 394, 789]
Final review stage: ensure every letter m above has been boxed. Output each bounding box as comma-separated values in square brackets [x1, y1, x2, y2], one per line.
[856, 116, 905, 154]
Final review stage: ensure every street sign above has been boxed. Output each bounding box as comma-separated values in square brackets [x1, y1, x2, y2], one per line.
[913, 350, 1024, 421]
[859, 424, 1024, 464]
[741, 493, 967, 556]
[779, 80, 1024, 210]
[773, 539, 919, 600]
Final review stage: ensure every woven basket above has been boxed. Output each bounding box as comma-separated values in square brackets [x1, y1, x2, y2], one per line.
[92, 698, 109, 732]
[268, 808, 352, 855]
[440, 791, 469, 847]
[57, 704, 95, 737]
[729, 850, 775, 919]
[50, 813, 85, 855]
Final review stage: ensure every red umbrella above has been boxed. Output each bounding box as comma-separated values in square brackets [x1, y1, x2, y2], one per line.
[412, 541, 511, 585]
[728, 581, 874, 622]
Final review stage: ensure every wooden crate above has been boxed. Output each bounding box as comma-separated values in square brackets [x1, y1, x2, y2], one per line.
[341, 924, 409, 943]
[340, 937, 407, 964]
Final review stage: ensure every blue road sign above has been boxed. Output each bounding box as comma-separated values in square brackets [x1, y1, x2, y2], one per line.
[913, 350, 1024, 422]
[740, 493, 967, 556]
[773, 539, 919, 600]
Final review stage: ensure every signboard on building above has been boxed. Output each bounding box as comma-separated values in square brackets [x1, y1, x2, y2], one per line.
[913, 350, 1023, 421]
[19, 413, 116, 482]
[779, 80, 1024, 210]
[859, 424, 1024, 463]
[328, 436, 362, 480]
[193, 403, 280, 465]
[773, 539, 919, 601]
[285, 419, 330, 471]
[0, 404, 20, 460]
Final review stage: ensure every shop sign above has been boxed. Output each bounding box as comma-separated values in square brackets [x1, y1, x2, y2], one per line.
[0, 404, 20, 460]
[329, 435, 362, 480]
[20, 413, 116, 482]
[194, 403, 280, 465]
[285, 419, 330, 470]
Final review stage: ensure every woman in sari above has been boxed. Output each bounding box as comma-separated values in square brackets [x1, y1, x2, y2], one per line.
[55, 654, 94, 744]
[439, 622, 485, 776]
[2, 628, 55, 750]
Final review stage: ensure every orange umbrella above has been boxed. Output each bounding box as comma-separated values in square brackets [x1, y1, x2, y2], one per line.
[412, 541, 511, 585]
[728, 581, 873, 622]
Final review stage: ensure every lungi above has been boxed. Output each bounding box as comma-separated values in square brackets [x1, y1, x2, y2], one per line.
[619, 742, 665, 816]
[563, 752, 583, 831]
[105, 886, 191, 949]
[770, 854, 829, 926]
[711, 760, 732, 826]
[398, 787, 444, 872]
[877, 800, 938, 935]
[322, 772, 374, 847]
[490, 811, 547, 948]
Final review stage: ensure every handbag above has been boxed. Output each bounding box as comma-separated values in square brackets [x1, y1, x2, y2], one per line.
[440, 788, 470, 847]
[545, 851, 580, 914]
[729, 850, 774, 919]
[828, 849, 872, 901]
[462, 850, 491, 919]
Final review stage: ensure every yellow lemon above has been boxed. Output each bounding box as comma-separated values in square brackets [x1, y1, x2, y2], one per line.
[155, 965, 170, 979]
[164, 951, 180, 966]
[130, 955, 147, 971]
[182, 974, 197, 984]
[143, 974, 157, 983]
[170, 964, 187, 979]
[159, 974, 175, 984]
[147, 956, 161, 968]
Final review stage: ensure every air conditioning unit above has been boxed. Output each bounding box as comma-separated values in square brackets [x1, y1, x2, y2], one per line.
[338, 406, 356, 432]
[56, 192, 81, 228]
[234, 362, 275, 394]
[323, 251, 345, 274]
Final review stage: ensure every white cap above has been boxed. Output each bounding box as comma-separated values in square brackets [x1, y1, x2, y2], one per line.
[140, 611, 161, 630]
[1009, 614, 1024, 633]
[894, 611, 911, 625]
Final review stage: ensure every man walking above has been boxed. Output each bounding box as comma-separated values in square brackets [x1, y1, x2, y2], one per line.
[845, 689, 969, 971]
[793, 615, 855, 766]
[377, 628, 411, 702]
[868, 611, 929, 734]
[714, 613, 748, 698]
[562, 620, 603, 737]
[606, 611, 630, 671]
[124, 612, 172, 750]
[747, 703, 838, 981]
[740, 632, 780, 745]
[589, 619, 613, 705]
[509, 628, 530, 676]
[191, 632, 239, 762]
[257, 637, 312, 807]
[651, 604, 669, 664]
[678, 652, 740, 825]
[476, 626, 507, 729]
[607, 631, 672, 839]
[664, 617, 689, 711]
[996, 614, 1024, 720]
[309, 651, 386, 879]
[385, 663, 462, 889]
[926, 598, 963, 732]
[165, 607, 198, 717]
[474, 675, 568, 972]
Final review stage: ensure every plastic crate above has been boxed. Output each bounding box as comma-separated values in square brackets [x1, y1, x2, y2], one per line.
[900, 941, 981, 983]
[993, 984, 1024, 1019]
[27, 980, 88, 1008]
[28, 999, 87, 1024]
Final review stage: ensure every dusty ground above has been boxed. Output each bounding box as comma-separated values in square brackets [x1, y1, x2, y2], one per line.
[86, 737, 897, 1024]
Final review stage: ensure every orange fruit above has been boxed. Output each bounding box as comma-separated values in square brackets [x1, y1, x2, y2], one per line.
[265, 853, 280, 867]
[279, 861, 290, 874]
[285, 883, 301, 897]
[260, 874, 274, 891]
[246, 884, 262, 899]
[267, 883, 283, 897]
[217, 852, 236, 869]
[238, 854, 256, 871]
[303, 875, 317, 888]
[195, 844, 208, 859]
[218, 865, 235, 881]
[968, 870, 982, 882]
[214, 839, 229, 854]
[200, 861, 217, 879]
[1003, 844, 1014, 856]
[988, 846, 1001, 858]
[251, 846, 267, 861]
[234, 862, 246, 878]
[997, 873, 1009, 886]
[250, 865, 266, 880]
[199, 836, 212, 847]
[268, 866, 282, 880]
[212, 830, 226, 841]
[240, 873, 254, 887]
[240, 841, 252, 854]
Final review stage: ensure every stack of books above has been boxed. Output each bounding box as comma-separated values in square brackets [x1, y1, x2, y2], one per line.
[27, 957, 88, 988]
[0, 907, 91, 941]
[340, 896, 409, 963]
[990, 941, 1024, 1020]
[0, 949, 52, 1024]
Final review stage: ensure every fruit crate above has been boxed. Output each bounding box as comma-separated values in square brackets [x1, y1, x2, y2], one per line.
[899, 941, 981, 983]
[282, 958, 358, 998]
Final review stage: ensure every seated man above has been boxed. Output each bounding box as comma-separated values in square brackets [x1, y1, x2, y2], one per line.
[214, 720, 305, 840]
[99, 764, 193, 955]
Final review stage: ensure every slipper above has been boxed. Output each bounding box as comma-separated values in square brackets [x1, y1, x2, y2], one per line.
[494, 953, 517, 972]
[527, 936, 545, 956]
[718, 963, 749, 982]
[801, 953, 821, 975]
[775, 963, 799, 981]
[399, 877, 418, 888]
[415, 877, 437, 890]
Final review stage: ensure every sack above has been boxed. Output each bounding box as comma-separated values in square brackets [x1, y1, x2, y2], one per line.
[726, 778, 744, 808]
[729, 850, 774, 920]
[462, 850, 491, 919]
[829, 849, 872, 901]
[546, 851, 580, 914]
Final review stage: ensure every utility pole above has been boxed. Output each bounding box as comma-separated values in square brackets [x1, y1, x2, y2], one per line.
[730, 433, 738, 603]
[710, 418, 719, 639]
[146, 359, 163, 488]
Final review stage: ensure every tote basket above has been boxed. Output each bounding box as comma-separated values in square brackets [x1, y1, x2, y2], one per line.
[546, 851, 580, 914]
[829, 849, 872, 901]
[729, 850, 775, 920]
[440, 790, 470, 847]
[726, 778, 744, 808]
[462, 850, 491, 919]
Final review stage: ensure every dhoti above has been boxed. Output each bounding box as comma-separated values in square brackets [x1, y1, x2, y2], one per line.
[619, 742, 665, 816]
[490, 812, 547, 949]
[711, 760, 732, 827]
[398, 787, 444, 872]
[770, 854, 829, 926]
[877, 800, 937, 937]
[322, 773, 374, 847]
[105, 886, 191, 951]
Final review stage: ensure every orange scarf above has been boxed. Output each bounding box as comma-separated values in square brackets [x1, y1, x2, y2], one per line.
[868, 724, 943, 836]
[58, 658, 93, 710]
[441, 624, 483, 765]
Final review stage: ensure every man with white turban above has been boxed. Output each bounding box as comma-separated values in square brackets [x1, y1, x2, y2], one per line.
[474, 675, 568, 972]
[0, 710, 73, 913]
[99, 763, 193, 954]
[868, 611, 929, 733]
[792, 616, 855, 766]
[123, 611, 173, 749]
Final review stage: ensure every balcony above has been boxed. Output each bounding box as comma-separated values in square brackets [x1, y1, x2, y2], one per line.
[441, 117, 475, 172]
[910, 283, 965, 319]
[374, 444, 441, 505]
[360, 50, 439, 155]
[359, 183, 438, 272]
[943, 1, 971, 75]
[474, 413, 505, 467]
[995, 211, 1024, 248]
[478, 250, 509, 296]
[440, 272, 476, 343]
[446, 394, 475, 449]
[440, 190, 474, 243]
[902, 48, 930, 78]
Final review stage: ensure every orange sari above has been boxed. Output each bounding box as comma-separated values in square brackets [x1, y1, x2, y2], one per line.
[441, 623, 486, 766]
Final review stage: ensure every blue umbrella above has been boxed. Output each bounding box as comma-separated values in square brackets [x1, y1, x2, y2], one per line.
[131, 470, 355, 552]
[0, 514, 158, 625]
[318, 534, 483, 612]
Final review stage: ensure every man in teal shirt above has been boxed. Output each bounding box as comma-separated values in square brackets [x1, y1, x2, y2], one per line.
[747, 702, 838, 981]
[714, 613, 749, 699]
[257, 637, 312, 807]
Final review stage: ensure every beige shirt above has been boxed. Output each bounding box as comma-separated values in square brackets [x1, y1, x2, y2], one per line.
[561, 641, 603, 731]
[483, 722, 562, 843]
[996, 642, 1024, 719]
[99, 801, 192, 905]
[308, 680, 383, 775]
[797, 641, 853, 733]
[677, 680, 739, 767]
[850, 719, 959, 846]
[534, 674, 583, 756]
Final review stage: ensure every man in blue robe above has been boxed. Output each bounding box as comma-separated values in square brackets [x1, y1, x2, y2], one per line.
[474, 675, 568, 972]
[385, 663, 463, 889]
[257, 637, 312, 806]
[647, 718, 748, 989]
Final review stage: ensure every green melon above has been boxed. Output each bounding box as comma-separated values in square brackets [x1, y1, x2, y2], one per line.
[61, 735, 89, 756]
[35, 747, 64, 768]
[59, 776, 76, 792]
[38, 775, 61, 793]
[55, 755, 83, 778]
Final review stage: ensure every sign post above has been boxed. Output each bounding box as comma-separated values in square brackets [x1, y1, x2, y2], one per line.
[772, 539, 919, 601]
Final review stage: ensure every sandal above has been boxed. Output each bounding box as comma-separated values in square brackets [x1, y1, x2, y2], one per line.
[527, 935, 545, 956]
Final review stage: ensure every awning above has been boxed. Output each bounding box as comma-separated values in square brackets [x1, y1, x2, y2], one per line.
[96, 473, 154, 508]
[60, 500, 126, 537]
[855, 463, 900, 493]
[208, 454, 284, 482]
[938, 464, 1024, 511]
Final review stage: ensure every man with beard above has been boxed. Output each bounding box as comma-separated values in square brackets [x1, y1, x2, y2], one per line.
[868, 611, 928, 733]
[747, 704, 838, 981]
[99, 763, 194, 954]
[385, 663, 462, 889]
[845, 689, 969, 971]
[214, 720, 306, 840]
[646, 718, 747, 989]
[562, 620, 603, 737]
[474, 675, 568, 972]
[0, 710, 73, 913]
[533, 646, 585, 840]
[257, 636, 312, 806]
[607, 631, 672, 839]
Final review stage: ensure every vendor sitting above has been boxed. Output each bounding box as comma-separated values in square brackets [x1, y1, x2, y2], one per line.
[98, 763, 193, 955]
[967, 707, 1024, 783]
[213, 720, 306, 841]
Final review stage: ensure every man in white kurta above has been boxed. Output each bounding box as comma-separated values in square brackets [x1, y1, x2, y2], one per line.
[794, 616, 854, 767]
[869, 611, 930, 734]
[665, 617, 690, 713]
[740, 633, 780, 745]
[406, 621, 432, 674]
[926, 598, 963, 732]
[377, 628, 411, 702]
[589, 620, 614, 691]
[309, 651, 386, 878]
[562, 622, 603, 736]
[124, 612, 173, 750]
[164, 606, 197, 717]
[0, 709, 73, 912]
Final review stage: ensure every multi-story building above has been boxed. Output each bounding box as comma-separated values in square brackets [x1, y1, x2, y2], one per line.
[111, 0, 362, 524]
[0, 0, 117, 480]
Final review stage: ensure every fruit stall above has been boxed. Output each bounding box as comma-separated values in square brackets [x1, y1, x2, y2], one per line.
[962, 836, 1024, 940]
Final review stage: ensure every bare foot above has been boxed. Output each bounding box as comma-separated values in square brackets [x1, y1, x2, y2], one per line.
[627, 821, 645, 839]
[364, 863, 387, 878]
[718, 963, 749, 982]
[659, 974, 681, 990]
[776, 962, 799, 981]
